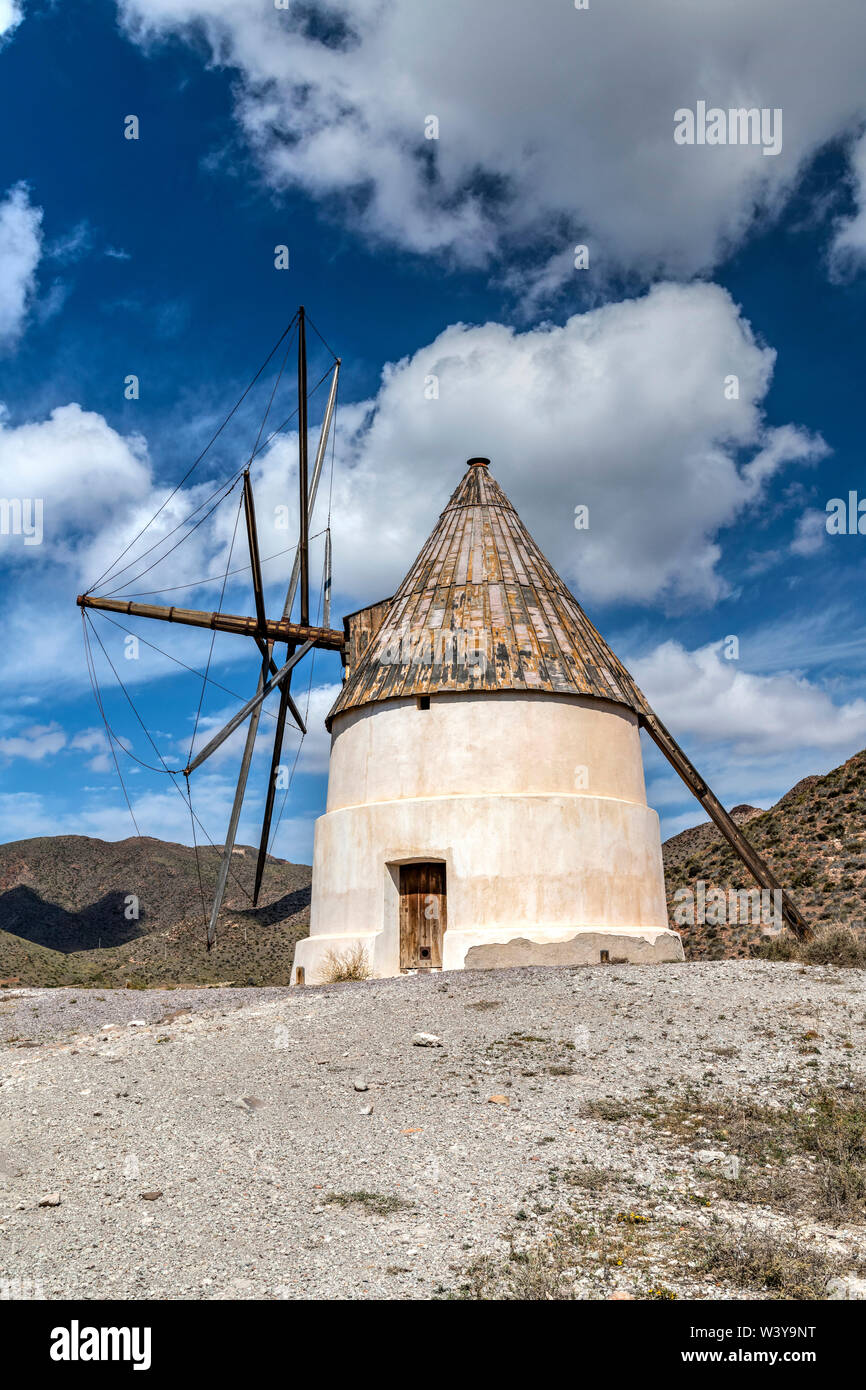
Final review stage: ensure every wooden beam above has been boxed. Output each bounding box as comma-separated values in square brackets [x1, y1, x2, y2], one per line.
[242, 470, 268, 634]
[76, 594, 344, 651]
[298, 307, 310, 629]
[252, 636, 305, 735]
[184, 640, 313, 775]
[282, 358, 340, 623]
[205, 648, 271, 949]
[640, 708, 811, 940]
[252, 654, 295, 907]
[323, 528, 332, 630]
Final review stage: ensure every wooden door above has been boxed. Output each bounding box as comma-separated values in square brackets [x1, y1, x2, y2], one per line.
[399, 862, 446, 969]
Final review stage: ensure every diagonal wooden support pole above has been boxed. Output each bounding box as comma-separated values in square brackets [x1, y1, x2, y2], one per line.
[184, 639, 313, 775]
[204, 647, 271, 949]
[252, 636, 306, 734]
[252, 649, 296, 906]
[639, 707, 811, 940]
[243, 469, 268, 635]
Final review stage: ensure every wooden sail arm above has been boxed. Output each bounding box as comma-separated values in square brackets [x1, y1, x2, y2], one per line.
[76, 594, 344, 652]
[205, 647, 271, 950]
[639, 707, 811, 940]
[184, 640, 313, 775]
[252, 636, 306, 737]
[252, 663, 295, 907]
[298, 307, 310, 629]
[242, 470, 268, 634]
[282, 358, 340, 623]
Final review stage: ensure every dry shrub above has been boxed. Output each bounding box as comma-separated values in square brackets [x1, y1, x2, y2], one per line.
[801, 925, 866, 968]
[320, 942, 372, 983]
[649, 1082, 866, 1221]
[758, 924, 866, 968]
[696, 1226, 834, 1300]
[459, 1219, 602, 1301]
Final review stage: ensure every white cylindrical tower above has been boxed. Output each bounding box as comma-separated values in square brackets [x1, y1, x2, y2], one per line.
[292, 459, 682, 983]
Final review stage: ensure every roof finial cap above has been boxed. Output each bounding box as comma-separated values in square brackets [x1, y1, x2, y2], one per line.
[466, 456, 490, 468]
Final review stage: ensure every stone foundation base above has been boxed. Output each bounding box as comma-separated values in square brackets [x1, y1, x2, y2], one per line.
[459, 928, 683, 969]
[292, 925, 683, 984]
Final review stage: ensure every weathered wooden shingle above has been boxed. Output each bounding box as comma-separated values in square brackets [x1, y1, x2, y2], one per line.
[326, 460, 650, 729]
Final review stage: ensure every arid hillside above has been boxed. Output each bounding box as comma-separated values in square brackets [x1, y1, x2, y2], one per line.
[0, 836, 310, 987]
[662, 748, 866, 959]
[0, 745, 863, 985]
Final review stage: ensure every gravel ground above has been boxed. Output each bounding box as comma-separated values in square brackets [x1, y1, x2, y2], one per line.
[1, 961, 864, 1301]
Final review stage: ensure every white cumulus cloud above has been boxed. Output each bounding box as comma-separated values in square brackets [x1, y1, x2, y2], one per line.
[829, 127, 866, 277]
[120, 0, 866, 281]
[0, 2, 23, 43]
[0, 721, 66, 761]
[0, 183, 42, 351]
[321, 283, 828, 609]
[632, 639, 866, 756]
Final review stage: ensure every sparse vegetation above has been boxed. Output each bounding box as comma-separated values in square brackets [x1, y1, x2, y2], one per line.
[663, 748, 866, 959]
[458, 1216, 616, 1300]
[758, 923, 866, 968]
[325, 1190, 414, 1216]
[695, 1227, 834, 1301]
[583, 1098, 631, 1121]
[457, 1196, 845, 1301]
[559, 1165, 614, 1191]
[596, 1081, 866, 1221]
[320, 943, 372, 983]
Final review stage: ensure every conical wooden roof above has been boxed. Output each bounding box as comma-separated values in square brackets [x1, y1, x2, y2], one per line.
[326, 459, 650, 728]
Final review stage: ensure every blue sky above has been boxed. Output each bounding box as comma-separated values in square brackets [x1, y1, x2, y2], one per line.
[1, 0, 865, 864]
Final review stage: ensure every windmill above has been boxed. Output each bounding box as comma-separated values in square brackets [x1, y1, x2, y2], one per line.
[77, 307, 345, 946]
[78, 310, 811, 970]
[292, 459, 812, 982]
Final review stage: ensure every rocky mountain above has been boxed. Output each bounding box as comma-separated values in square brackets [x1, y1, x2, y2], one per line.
[662, 748, 866, 959]
[0, 836, 311, 987]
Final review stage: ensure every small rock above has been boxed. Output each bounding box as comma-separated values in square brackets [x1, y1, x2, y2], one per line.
[359, 1104, 373, 1115]
[353, 1078, 368, 1092]
[488, 1094, 510, 1105]
[127, 1020, 147, 1028]
[608, 1292, 634, 1301]
[412, 1033, 441, 1047]
[827, 1275, 866, 1300]
[235, 1096, 266, 1112]
[38, 1193, 61, 1207]
[140, 1190, 162, 1201]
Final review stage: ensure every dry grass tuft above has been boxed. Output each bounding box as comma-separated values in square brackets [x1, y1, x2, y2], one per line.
[325, 1190, 414, 1216]
[758, 924, 866, 968]
[458, 1218, 604, 1300]
[643, 1081, 866, 1221]
[696, 1226, 834, 1300]
[320, 942, 372, 983]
